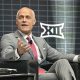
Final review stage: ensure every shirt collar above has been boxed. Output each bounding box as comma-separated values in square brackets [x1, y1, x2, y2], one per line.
[18, 30, 32, 39]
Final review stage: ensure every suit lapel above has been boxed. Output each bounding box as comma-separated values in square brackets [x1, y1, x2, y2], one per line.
[14, 30, 26, 43]
[32, 36, 45, 60]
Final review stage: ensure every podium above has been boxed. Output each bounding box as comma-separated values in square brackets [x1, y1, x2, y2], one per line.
[0, 60, 38, 80]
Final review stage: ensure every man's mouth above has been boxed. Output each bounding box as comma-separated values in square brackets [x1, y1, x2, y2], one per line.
[22, 24, 28, 26]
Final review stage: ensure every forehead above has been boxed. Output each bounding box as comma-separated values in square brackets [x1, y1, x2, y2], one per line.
[17, 8, 34, 17]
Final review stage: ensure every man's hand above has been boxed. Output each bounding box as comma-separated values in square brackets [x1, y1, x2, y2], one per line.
[17, 38, 30, 55]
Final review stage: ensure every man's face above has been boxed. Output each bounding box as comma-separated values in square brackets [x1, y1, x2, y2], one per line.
[16, 7, 36, 35]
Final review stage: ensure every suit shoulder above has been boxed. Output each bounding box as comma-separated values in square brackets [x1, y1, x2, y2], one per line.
[1, 32, 15, 39]
[34, 36, 44, 39]
[33, 36, 46, 42]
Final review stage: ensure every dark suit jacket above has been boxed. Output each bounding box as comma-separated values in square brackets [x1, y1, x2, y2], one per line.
[1, 30, 75, 66]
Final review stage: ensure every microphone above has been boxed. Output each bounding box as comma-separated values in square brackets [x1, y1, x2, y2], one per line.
[29, 39, 32, 44]
[27, 37, 32, 44]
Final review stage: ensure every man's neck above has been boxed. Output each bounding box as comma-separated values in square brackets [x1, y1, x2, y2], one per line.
[18, 30, 32, 39]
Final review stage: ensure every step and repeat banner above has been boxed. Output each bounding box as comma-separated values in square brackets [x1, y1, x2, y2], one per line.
[0, 0, 80, 54]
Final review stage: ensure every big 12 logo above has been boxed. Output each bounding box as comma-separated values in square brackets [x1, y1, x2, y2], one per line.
[40, 22, 64, 39]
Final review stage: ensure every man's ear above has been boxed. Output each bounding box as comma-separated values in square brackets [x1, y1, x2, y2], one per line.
[33, 18, 36, 25]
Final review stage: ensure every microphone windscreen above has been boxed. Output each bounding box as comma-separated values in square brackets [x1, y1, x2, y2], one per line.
[29, 40, 32, 44]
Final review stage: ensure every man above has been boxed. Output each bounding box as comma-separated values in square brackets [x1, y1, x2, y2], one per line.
[1, 7, 79, 80]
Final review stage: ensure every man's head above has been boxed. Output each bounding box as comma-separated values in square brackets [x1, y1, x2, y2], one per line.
[16, 7, 36, 35]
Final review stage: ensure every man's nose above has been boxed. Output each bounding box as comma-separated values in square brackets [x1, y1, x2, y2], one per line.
[23, 17, 26, 22]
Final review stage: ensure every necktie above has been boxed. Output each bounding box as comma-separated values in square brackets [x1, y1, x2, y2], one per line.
[27, 36, 38, 60]
[27, 36, 45, 74]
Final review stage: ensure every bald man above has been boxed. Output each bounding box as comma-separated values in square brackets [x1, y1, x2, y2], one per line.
[1, 7, 78, 80]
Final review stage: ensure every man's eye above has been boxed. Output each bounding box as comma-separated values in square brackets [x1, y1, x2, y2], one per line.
[18, 16, 23, 19]
[17, 16, 31, 19]
[26, 16, 31, 19]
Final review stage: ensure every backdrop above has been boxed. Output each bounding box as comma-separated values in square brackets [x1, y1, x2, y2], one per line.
[0, 0, 80, 54]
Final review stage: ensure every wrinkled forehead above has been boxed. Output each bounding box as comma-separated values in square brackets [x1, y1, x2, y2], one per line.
[16, 7, 35, 18]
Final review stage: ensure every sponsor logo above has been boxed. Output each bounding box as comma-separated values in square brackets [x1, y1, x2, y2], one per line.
[40, 22, 64, 39]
